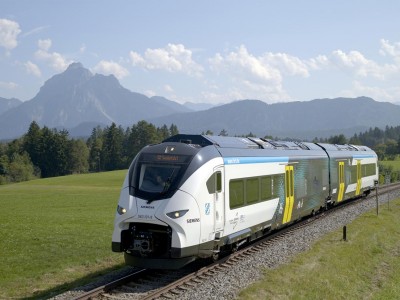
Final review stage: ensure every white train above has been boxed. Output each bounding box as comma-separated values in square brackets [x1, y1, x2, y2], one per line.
[112, 134, 378, 269]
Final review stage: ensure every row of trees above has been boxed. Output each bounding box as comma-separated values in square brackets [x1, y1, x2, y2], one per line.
[2, 122, 400, 185]
[0, 121, 178, 184]
[315, 125, 400, 160]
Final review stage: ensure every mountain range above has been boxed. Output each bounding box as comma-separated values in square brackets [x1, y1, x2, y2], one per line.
[0, 62, 399, 140]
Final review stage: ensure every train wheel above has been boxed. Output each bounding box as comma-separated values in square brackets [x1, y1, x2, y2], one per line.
[231, 243, 238, 253]
[211, 251, 219, 262]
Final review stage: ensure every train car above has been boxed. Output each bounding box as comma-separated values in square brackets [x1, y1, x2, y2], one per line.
[112, 134, 378, 269]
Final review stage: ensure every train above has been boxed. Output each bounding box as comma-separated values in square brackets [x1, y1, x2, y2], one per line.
[112, 134, 378, 269]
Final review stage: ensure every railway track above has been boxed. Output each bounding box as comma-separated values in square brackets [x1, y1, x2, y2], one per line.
[69, 182, 400, 300]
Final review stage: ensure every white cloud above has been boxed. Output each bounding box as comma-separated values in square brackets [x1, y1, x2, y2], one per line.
[130, 43, 204, 76]
[38, 38, 52, 51]
[341, 81, 397, 102]
[208, 45, 291, 102]
[380, 39, 400, 64]
[330, 49, 398, 80]
[306, 55, 330, 70]
[0, 81, 18, 89]
[35, 39, 72, 71]
[261, 52, 309, 77]
[164, 84, 174, 93]
[0, 19, 21, 51]
[24, 61, 41, 77]
[143, 90, 156, 97]
[92, 60, 129, 79]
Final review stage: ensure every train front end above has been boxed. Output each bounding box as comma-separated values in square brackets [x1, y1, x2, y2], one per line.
[112, 139, 216, 269]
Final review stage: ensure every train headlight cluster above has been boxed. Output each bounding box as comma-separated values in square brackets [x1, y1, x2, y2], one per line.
[166, 209, 189, 219]
[117, 205, 127, 215]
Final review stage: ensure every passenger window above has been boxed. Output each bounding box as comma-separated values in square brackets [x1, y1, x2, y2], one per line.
[247, 177, 259, 204]
[261, 176, 272, 200]
[230, 179, 244, 209]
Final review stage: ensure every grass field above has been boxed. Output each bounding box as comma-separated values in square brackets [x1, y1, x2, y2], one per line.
[239, 198, 400, 299]
[380, 159, 400, 171]
[1, 171, 400, 299]
[0, 170, 127, 299]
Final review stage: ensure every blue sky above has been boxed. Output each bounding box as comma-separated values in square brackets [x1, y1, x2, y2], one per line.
[1, 1, 400, 104]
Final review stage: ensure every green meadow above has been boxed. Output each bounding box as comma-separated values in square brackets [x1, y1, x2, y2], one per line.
[239, 198, 400, 299]
[0, 170, 127, 299]
[380, 159, 400, 172]
[1, 171, 400, 299]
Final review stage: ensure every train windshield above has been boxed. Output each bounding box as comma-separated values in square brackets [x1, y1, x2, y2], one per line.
[131, 153, 192, 201]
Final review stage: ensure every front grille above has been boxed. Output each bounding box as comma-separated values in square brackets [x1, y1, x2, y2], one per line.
[122, 223, 172, 258]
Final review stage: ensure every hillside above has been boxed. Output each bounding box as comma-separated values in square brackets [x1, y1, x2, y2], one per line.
[150, 97, 400, 139]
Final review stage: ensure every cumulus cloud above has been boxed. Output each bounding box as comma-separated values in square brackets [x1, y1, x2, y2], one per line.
[208, 45, 292, 102]
[24, 61, 41, 77]
[164, 84, 174, 93]
[129, 43, 203, 76]
[35, 39, 72, 71]
[342, 81, 396, 102]
[92, 60, 129, 79]
[380, 39, 400, 64]
[0, 81, 18, 89]
[330, 49, 397, 80]
[0, 19, 21, 51]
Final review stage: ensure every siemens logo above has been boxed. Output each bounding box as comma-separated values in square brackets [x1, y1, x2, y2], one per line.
[187, 218, 200, 223]
[141, 205, 155, 209]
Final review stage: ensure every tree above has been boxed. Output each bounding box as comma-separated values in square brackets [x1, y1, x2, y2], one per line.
[328, 134, 347, 145]
[7, 152, 36, 183]
[68, 139, 89, 174]
[102, 123, 124, 171]
[219, 129, 228, 136]
[158, 124, 170, 141]
[23, 121, 42, 168]
[128, 121, 160, 160]
[385, 139, 398, 160]
[169, 124, 179, 136]
[87, 127, 104, 172]
[202, 130, 213, 135]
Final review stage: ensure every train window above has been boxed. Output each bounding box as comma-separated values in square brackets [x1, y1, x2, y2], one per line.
[261, 176, 272, 200]
[364, 163, 377, 176]
[206, 173, 216, 194]
[138, 164, 181, 194]
[216, 172, 222, 192]
[246, 177, 259, 204]
[230, 180, 244, 209]
[206, 171, 222, 194]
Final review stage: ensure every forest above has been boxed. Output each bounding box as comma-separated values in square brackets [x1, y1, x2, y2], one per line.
[1, 121, 400, 184]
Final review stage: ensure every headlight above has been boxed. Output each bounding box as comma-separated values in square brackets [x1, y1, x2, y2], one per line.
[117, 205, 127, 215]
[166, 209, 189, 219]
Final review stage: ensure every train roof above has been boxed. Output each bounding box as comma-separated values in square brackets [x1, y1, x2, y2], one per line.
[163, 134, 374, 153]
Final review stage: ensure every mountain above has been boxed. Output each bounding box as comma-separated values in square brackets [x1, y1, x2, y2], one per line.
[149, 97, 400, 139]
[0, 63, 190, 139]
[1, 62, 399, 141]
[0, 97, 22, 115]
[183, 101, 216, 111]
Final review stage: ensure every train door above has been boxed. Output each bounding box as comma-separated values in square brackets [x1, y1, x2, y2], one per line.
[283, 165, 294, 224]
[213, 166, 225, 233]
[338, 162, 345, 202]
[356, 160, 362, 196]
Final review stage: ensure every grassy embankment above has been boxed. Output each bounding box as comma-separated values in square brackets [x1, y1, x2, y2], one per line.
[239, 198, 400, 299]
[0, 170, 127, 299]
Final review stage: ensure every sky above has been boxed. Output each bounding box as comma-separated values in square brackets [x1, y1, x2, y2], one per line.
[1, 1, 400, 105]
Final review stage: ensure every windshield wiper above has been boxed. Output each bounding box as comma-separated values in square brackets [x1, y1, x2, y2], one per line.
[161, 169, 176, 194]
